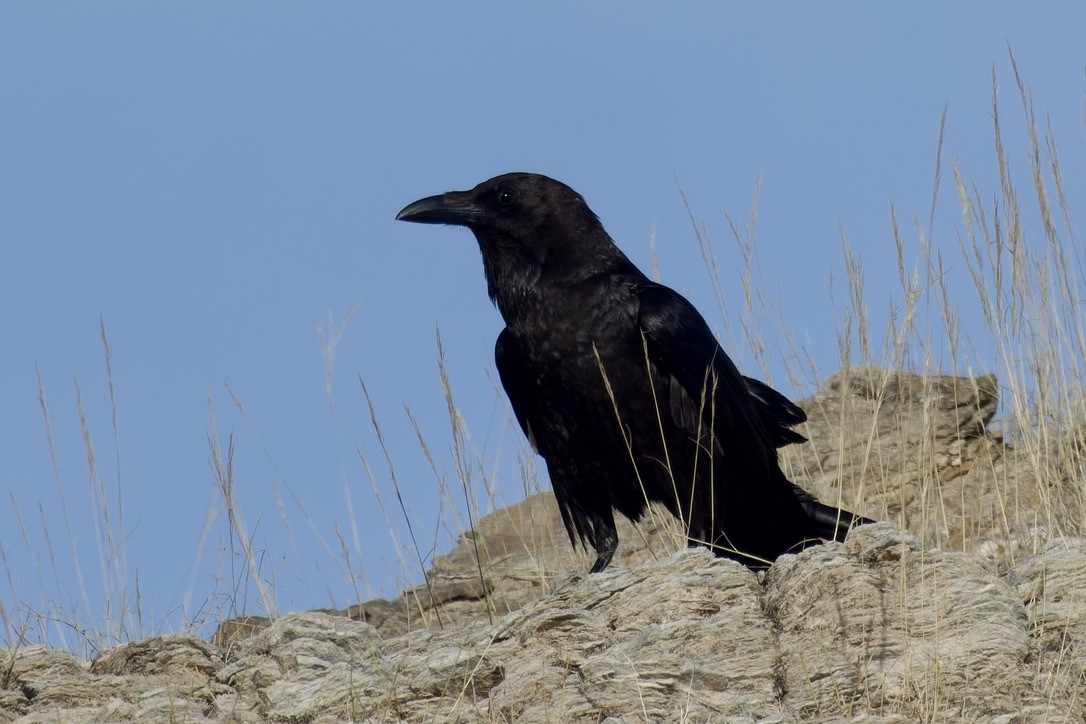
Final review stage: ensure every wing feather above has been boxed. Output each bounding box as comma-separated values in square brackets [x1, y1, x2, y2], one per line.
[634, 283, 803, 462]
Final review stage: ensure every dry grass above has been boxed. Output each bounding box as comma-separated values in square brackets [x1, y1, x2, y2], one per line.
[2, 60, 1083, 710]
[819, 57, 1086, 554]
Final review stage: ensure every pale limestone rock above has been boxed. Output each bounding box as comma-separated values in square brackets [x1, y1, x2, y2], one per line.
[6, 369, 1086, 722]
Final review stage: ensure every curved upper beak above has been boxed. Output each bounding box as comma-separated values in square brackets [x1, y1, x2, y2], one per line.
[395, 190, 481, 226]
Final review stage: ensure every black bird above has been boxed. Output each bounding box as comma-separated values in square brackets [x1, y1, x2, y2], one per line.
[397, 173, 872, 572]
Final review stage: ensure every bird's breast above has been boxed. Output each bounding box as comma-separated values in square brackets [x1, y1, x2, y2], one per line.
[512, 312, 642, 405]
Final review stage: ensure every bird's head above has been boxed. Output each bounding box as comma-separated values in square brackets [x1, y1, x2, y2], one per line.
[397, 172, 634, 312]
[397, 171, 598, 241]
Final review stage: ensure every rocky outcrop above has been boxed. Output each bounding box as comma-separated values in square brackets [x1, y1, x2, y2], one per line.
[4, 367, 1086, 722]
[4, 525, 1086, 721]
[782, 367, 1006, 549]
[243, 366, 1048, 644]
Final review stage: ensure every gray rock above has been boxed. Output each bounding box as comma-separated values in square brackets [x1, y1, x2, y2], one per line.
[7, 368, 1086, 722]
[6, 526, 1086, 721]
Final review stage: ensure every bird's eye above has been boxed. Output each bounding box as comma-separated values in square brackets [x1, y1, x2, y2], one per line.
[497, 189, 515, 207]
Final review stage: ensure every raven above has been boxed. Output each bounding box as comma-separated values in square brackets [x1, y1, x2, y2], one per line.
[397, 173, 871, 572]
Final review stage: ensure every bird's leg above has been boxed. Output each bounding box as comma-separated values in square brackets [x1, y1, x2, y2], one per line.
[589, 529, 618, 573]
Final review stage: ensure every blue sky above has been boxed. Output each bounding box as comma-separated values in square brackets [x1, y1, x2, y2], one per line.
[2, 4, 1083, 648]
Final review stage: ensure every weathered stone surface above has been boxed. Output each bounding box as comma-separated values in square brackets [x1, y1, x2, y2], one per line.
[218, 611, 390, 721]
[483, 547, 778, 722]
[6, 368, 1086, 722]
[8, 525, 1086, 722]
[1005, 541, 1086, 720]
[2, 642, 221, 723]
[779, 366, 1002, 549]
[91, 633, 223, 679]
[766, 525, 1033, 720]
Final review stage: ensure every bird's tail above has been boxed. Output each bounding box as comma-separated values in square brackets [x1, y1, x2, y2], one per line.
[784, 476, 874, 542]
[800, 497, 875, 543]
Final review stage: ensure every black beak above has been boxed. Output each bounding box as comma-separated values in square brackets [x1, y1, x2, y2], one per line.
[395, 190, 481, 226]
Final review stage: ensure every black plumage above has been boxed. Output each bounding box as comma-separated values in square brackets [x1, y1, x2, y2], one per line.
[397, 172, 872, 572]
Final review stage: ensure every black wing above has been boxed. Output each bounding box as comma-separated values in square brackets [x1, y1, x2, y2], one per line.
[743, 376, 808, 447]
[494, 327, 619, 570]
[494, 327, 540, 453]
[634, 282, 797, 467]
[634, 282, 796, 559]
